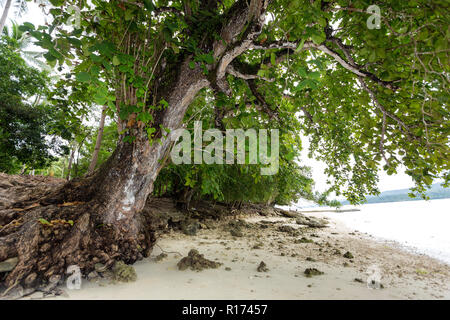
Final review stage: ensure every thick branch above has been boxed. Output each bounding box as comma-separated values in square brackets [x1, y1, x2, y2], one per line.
[252, 40, 398, 90]
[247, 80, 278, 120]
[226, 64, 274, 82]
[212, 0, 269, 96]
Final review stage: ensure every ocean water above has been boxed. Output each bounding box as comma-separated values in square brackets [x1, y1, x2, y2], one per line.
[309, 199, 450, 265]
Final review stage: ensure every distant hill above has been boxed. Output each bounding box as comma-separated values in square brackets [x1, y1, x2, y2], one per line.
[342, 183, 450, 205]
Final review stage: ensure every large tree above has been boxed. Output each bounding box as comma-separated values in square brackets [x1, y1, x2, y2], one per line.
[0, 0, 448, 292]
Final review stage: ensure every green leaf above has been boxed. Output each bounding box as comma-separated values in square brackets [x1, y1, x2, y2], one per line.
[308, 71, 320, 80]
[19, 22, 35, 32]
[112, 56, 120, 66]
[94, 92, 107, 105]
[295, 39, 306, 53]
[137, 112, 153, 123]
[143, 0, 155, 12]
[38, 218, 51, 226]
[311, 32, 325, 45]
[76, 72, 91, 82]
[270, 52, 276, 66]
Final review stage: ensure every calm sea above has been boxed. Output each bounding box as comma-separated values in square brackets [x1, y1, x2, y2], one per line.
[290, 199, 450, 265]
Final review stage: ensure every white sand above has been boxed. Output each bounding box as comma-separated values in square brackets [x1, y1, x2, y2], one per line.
[45, 215, 450, 300]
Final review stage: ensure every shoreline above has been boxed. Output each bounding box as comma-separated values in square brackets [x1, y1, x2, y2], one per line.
[38, 213, 450, 300]
[309, 210, 450, 267]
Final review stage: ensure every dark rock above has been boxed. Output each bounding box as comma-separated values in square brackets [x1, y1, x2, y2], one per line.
[257, 261, 269, 272]
[177, 249, 222, 271]
[343, 251, 354, 259]
[155, 253, 168, 262]
[304, 268, 324, 277]
[181, 220, 200, 236]
[113, 261, 137, 282]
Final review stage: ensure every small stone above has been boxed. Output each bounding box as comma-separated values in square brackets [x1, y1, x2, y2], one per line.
[354, 278, 364, 283]
[182, 220, 200, 236]
[155, 253, 168, 262]
[177, 249, 221, 271]
[343, 251, 354, 259]
[225, 267, 231, 271]
[306, 257, 316, 262]
[304, 268, 324, 277]
[257, 261, 269, 272]
[230, 228, 243, 237]
[113, 261, 137, 282]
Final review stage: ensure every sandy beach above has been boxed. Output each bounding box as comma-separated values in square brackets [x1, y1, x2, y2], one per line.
[41, 213, 450, 300]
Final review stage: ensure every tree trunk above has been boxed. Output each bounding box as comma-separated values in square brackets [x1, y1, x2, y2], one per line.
[0, 0, 267, 295]
[65, 146, 75, 180]
[0, 0, 12, 36]
[87, 105, 107, 175]
[0, 59, 208, 294]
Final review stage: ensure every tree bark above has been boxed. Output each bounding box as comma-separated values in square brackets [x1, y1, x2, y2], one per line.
[65, 146, 75, 180]
[87, 106, 107, 175]
[0, 0, 12, 36]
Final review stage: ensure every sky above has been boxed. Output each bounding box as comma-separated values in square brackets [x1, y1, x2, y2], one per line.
[5, 2, 418, 194]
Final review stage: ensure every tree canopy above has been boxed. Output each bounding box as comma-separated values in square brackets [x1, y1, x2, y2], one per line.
[18, 0, 450, 203]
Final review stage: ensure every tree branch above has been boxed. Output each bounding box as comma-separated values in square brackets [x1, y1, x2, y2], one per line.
[252, 40, 398, 90]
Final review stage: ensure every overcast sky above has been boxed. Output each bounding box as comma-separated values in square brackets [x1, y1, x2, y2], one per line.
[5, 2, 417, 194]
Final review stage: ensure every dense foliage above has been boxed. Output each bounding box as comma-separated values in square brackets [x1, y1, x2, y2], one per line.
[11, 0, 450, 204]
[0, 37, 57, 173]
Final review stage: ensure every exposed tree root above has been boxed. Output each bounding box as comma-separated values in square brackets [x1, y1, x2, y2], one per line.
[0, 173, 156, 298]
[0, 172, 287, 298]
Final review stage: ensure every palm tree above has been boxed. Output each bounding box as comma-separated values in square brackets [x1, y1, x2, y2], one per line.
[2, 20, 50, 70]
[0, 0, 27, 35]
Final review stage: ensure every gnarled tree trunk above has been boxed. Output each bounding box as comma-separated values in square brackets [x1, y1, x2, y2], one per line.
[0, 0, 267, 295]
[0, 59, 209, 294]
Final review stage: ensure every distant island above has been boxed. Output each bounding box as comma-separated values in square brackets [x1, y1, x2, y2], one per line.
[342, 183, 450, 205]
